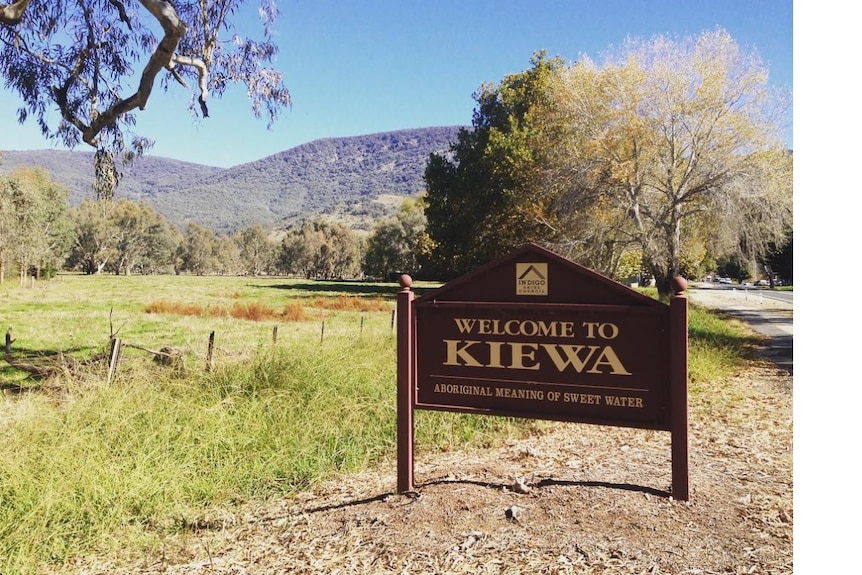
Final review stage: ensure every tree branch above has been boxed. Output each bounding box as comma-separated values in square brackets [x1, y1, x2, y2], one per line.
[0, 0, 32, 26]
[80, 0, 188, 146]
[171, 53, 209, 116]
[4, 329, 60, 379]
[107, 0, 132, 29]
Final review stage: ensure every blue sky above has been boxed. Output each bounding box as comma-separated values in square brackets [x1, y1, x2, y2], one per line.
[0, 0, 794, 168]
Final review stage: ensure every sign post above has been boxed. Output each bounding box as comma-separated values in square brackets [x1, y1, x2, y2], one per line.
[670, 276, 690, 501]
[396, 274, 415, 493]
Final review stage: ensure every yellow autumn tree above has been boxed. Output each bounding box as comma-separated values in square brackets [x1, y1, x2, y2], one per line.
[542, 28, 792, 295]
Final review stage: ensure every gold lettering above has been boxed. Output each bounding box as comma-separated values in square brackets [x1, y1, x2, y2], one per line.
[454, 318, 477, 334]
[443, 339, 483, 367]
[441, 340, 631, 374]
[486, 341, 505, 368]
[433, 383, 494, 396]
[603, 395, 644, 408]
[563, 392, 602, 404]
[540, 344, 600, 373]
[586, 346, 632, 375]
[504, 320, 520, 335]
[509, 342, 540, 370]
[451, 318, 578, 338]
[495, 388, 544, 400]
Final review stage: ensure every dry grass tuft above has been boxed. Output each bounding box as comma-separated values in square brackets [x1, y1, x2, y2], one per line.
[228, 302, 271, 321]
[309, 295, 392, 313]
[144, 299, 206, 317]
[281, 301, 307, 321]
[145, 299, 312, 322]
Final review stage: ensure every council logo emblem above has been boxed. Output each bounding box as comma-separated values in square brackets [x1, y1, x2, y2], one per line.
[515, 262, 548, 295]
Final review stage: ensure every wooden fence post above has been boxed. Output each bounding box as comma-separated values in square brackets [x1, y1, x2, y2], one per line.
[107, 337, 122, 384]
[206, 331, 215, 372]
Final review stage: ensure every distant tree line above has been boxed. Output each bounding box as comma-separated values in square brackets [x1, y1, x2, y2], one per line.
[1, 156, 791, 287]
[0, 166, 427, 283]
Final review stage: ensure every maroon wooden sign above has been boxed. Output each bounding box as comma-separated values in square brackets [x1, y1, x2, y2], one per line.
[414, 303, 668, 428]
[397, 243, 689, 500]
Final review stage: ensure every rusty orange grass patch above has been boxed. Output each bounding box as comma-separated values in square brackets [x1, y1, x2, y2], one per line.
[144, 299, 206, 317]
[145, 299, 310, 322]
[308, 295, 391, 312]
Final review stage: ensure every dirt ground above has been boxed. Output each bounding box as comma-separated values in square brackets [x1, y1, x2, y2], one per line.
[67, 354, 792, 575]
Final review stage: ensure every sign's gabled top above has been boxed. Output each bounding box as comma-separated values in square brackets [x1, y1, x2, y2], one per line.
[415, 243, 664, 308]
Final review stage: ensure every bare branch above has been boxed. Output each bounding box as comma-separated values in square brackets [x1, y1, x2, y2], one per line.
[4, 329, 60, 379]
[171, 53, 209, 116]
[107, 0, 132, 29]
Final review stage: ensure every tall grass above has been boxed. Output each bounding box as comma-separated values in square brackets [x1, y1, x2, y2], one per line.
[0, 275, 760, 574]
[688, 303, 763, 382]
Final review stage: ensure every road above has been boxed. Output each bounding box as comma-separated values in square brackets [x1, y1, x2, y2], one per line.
[687, 283, 793, 374]
[738, 285, 792, 306]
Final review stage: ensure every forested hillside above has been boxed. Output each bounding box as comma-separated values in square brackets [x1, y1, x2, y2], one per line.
[0, 126, 462, 234]
[0, 150, 224, 207]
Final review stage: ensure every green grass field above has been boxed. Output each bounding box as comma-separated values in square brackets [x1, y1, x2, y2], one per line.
[0, 274, 761, 574]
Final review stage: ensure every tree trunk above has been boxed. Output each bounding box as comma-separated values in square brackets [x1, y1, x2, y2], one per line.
[654, 272, 674, 299]
[646, 256, 674, 299]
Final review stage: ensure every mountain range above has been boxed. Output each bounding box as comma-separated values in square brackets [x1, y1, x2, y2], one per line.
[0, 126, 463, 234]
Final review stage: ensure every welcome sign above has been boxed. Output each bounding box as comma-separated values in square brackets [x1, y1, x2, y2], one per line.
[415, 303, 667, 427]
[396, 244, 690, 500]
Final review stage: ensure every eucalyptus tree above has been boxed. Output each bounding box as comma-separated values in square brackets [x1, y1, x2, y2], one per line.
[234, 224, 277, 276]
[176, 222, 218, 275]
[66, 197, 176, 274]
[0, 167, 73, 282]
[0, 172, 12, 282]
[322, 222, 362, 280]
[278, 220, 362, 279]
[278, 221, 322, 279]
[66, 200, 116, 274]
[363, 197, 428, 279]
[213, 234, 242, 275]
[0, 0, 291, 194]
[108, 199, 179, 274]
